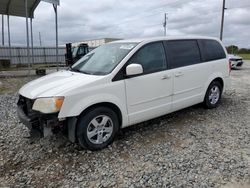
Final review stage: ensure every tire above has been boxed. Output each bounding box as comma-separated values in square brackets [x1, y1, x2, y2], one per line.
[203, 81, 222, 109]
[76, 106, 119, 150]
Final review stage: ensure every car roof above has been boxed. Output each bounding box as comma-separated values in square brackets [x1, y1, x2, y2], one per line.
[111, 36, 220, 44]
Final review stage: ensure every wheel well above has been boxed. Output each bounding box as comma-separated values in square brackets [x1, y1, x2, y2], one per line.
[79, 102, 123, 128]
[212, 77, 224, 90]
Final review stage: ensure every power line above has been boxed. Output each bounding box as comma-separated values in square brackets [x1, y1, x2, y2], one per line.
[114, 1, 249, 32]
[81, 0, 249, 36]
[97, 0, 249, 31]
[227, 5, 250, 9]
[111, 0, 183, 26]
[144, 0, 189, 12]
[118, 23, 162, 28]
[113, 12, 164, 25]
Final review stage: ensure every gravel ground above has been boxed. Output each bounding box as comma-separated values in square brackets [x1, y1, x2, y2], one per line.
[0, 62, 250, 187]
[0, 76, 39, 95]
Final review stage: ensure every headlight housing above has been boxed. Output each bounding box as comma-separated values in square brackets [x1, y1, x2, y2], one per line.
[32, 97, 64, 114]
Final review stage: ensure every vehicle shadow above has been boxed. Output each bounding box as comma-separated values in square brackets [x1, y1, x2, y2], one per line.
[114, 94, 233, 150]
[116, 103, 204, 144]
[21, 95, 234, 154]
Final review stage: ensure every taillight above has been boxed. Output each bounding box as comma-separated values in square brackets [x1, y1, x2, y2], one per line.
[229, 60, 231, 74]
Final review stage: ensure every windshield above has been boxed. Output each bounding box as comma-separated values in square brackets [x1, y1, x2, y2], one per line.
[70, 42, 138, 75]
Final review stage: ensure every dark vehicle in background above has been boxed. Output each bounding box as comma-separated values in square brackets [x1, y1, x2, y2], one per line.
[228, 54, 244, 68]
[65, 43, 89, 66]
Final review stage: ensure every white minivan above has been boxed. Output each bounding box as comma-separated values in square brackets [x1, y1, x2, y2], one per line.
[17, 36, 230, 150]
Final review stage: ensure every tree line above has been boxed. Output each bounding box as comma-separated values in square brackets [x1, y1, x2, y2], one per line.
[226, 45, 250, 54]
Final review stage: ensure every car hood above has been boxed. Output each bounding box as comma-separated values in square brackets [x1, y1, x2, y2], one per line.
[19, 70, 103, 99]
[228, 54, 242, 59]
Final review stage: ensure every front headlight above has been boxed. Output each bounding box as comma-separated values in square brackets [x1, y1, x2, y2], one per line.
[32, 97, 64, 113]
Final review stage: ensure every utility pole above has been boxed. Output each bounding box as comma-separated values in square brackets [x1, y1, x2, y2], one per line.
[220, 0, 226, 41]
[163, 13, 168, 36]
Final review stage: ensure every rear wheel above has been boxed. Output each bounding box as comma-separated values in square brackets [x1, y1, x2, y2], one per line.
[77, 107, 119, 150]
[204, 81, 222, 109]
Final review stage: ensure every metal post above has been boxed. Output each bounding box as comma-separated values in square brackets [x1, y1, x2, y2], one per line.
[30, 18, 34, 66]
[43, 47, 47, 67]
[18, 47, 21, 65]
[163, 13, 166, 36]
[2, 15, 4, 46]
[7, 15, 10, 47]
[39, 31, 42, 46]
[25, 0, 31, 75]
[7, 15, 12, 61]
[220, 0, 226, 40]
[53, 4, 59, 71]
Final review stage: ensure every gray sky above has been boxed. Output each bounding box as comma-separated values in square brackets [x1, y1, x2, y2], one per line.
[2, 0, 250, 48]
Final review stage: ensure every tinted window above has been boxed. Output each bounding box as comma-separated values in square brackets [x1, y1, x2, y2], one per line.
[198, 39, 226, 61]
[166, 40, 201, 69]
[128, 42, 167, 74]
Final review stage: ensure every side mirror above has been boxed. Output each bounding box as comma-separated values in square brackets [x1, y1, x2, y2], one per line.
[126, 64, 143, 76]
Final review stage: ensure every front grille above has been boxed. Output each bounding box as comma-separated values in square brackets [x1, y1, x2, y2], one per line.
[18, 95, 35, 115]
[230, 58, 242, 61]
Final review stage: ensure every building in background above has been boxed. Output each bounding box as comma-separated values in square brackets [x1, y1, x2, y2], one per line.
[0, 38, 123, 65]
[72, 38, 122, 48]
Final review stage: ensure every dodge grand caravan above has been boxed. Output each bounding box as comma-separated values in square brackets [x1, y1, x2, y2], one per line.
[17, 36, 230, 150]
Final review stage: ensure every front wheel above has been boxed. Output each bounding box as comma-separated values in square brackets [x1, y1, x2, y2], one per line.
[203, 81, 222, 109]
[77, 107, 119, 150]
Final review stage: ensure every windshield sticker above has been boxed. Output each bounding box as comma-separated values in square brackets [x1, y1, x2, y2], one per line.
[120, 44, 135, 50]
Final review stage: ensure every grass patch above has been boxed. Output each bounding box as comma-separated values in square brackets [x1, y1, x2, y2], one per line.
[238, 54, 250, 60]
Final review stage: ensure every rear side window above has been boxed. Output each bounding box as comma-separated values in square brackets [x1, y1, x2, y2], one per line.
[128, 42, 167, 74]
[166, 40, 201, 69]
[198, 39, 226, 61]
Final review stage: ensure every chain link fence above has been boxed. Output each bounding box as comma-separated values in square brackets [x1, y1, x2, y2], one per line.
[0, 46, 66, 70]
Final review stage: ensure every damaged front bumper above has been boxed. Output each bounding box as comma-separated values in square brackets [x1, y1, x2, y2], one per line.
[17, 95, 77, 142]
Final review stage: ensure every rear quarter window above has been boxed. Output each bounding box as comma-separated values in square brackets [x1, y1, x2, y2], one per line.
[198, 39, 226, 61]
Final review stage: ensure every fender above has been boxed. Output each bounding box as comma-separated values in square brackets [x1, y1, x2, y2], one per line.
[203, 72, 225, 98]
[58, 93, 128, 127]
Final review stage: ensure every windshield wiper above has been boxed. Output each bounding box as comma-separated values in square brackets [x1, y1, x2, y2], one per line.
[69, 68, 92, 75]
[69, 67, 80, 72]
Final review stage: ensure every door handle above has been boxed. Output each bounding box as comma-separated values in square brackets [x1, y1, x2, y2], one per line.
[161, 75, 171, 80]
[175, 72, 184, 77]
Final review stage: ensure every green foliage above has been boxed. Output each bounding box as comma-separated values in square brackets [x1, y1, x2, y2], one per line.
[226, 46, 250, 59]
[226, 45, 239, 54]
[238, 48, 250, 54]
